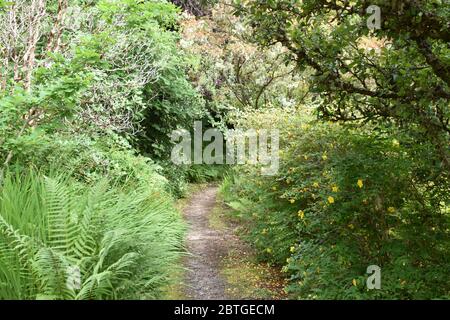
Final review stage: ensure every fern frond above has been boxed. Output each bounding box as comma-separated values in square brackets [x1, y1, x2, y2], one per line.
[32, 247, 76, 300]
[44, 177, 78, 257]
[0, 215, 34, 265]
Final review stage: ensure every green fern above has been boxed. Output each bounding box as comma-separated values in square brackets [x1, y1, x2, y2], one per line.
[0, 170, 185, 299]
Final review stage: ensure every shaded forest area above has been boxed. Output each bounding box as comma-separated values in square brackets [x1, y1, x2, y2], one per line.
[0, 0, 449, 300]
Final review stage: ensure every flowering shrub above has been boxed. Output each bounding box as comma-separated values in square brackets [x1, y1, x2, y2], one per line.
[221, 109, 450, 299]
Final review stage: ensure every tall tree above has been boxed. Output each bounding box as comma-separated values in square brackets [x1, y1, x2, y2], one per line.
[234, 0, 449, 167]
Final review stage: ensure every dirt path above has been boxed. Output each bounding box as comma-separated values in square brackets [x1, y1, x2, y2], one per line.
[182, 186, 229, 299]
[180, 185, 287, 300]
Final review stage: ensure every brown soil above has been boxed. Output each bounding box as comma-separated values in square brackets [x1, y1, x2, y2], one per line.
[181, 185, 287, 300]
[183, 186, 230, 299]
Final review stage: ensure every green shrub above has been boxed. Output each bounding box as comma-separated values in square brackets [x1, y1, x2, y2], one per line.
[0, 170, 185, 299]
[159, 162, 229, 198]
[0, 0, 205, 187]
[185, 164, 229, 183]
[222, 109, 450, 299]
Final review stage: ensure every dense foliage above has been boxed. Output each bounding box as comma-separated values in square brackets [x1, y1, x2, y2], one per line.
[180, 3, 306, 127]
[0, 0, 448, 300]
[234, 0, 449, 168]
[222, 108, 449, 299]
[0, 171, 184, 299]
[219, 0, 449, 299]
[0, 0, 200, 299]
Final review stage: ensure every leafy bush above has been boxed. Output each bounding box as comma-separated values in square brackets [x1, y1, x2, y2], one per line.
[5, 127, 167, 188]
[180, 3, 306, 129]
[221, 109, 450, 299]
[0, 170, 185, 299]
[0, 0, 219, 301]
[89, 0, 205, 159]
[0, 0, 205, 192]
[185, 164, 228, 183]
[160, 161, 229, 198]
[234, 0, 450, 169]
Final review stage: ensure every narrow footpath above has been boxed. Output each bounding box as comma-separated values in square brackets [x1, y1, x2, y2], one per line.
[181, 185, 287, 300]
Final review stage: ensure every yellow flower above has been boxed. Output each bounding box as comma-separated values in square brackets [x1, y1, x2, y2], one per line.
[392, 139, 400, 147]
[313, 182, 319, 188]
[290, 246, 296, 253]
[332, 186, 339, 192]
[322, 154, 328, 160]
[261, 228, 267, 235]
[303, 155, 308, 160]
[352, 279, 357, 286]
[266, 248, 272, 254]
[298, 210, 305, 219]
[289, 199, 295, 204]
[388, 207, 396, 213]
[327, 196, 335, 204]
[272, 186, 277, 191]
[357, 179, 364, 188]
